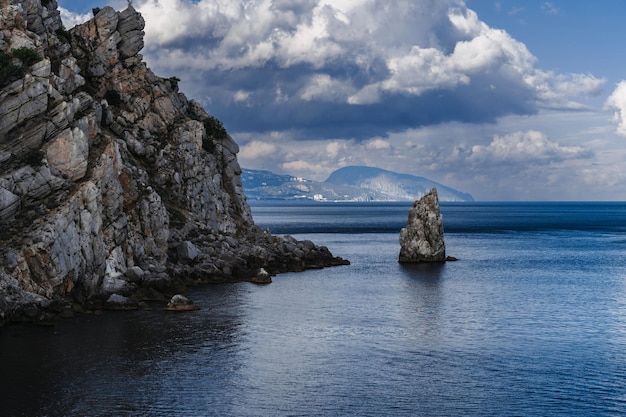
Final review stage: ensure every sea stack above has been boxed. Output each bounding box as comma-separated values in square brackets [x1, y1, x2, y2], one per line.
[399, 188, 447, 263]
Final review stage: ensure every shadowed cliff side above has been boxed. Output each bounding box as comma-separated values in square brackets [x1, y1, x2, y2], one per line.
[0, 0, 348, 324]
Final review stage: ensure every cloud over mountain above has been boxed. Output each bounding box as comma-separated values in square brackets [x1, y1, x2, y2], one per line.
[57, 0, 626, 200]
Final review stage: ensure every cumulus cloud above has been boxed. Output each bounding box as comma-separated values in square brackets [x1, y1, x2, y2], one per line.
[605, 81, 626, 137]
[365, 138, 392, 150]
[326, 141, 346, 158]
[239, 141, 278, 159]
[300, 74, 356, 102]
[468, 130, 592, 164]
[59, 7, 92, 28]
[132, 0, 604, 139]
[281, 160, 330, 179]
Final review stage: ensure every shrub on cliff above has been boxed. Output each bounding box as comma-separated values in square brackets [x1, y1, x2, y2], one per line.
[55, 28, 71, 44]
[204, 116, 228, 140]
[12, 47, 41, 66]
[0, 51, 25, 87]
[168, 76, 180, 90]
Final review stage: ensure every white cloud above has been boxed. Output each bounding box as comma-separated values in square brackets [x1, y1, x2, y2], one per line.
[300, 74, 355, 102]
[239, 141, 277, 159]
[605, 81, 626, 137]
[541, 2, 560, 15]
[233, 90, 251, 103]
[59, 7, 92, 28]
[135, 0, 604, 119]
[365, 138, 392, 150]
[469, 130, 591, 164]
[281, 160, 329, 178]
[381, 46, 468, 95]
[326, 141, 346, 158]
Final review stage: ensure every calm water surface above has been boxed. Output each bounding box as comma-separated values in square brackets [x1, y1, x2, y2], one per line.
[1, 202, 626, 416]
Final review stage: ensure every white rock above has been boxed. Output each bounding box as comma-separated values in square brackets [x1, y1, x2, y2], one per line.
[45, 126, 89, 181]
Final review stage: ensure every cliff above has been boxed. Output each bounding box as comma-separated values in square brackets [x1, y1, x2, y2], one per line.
[0, 0, 348, 324]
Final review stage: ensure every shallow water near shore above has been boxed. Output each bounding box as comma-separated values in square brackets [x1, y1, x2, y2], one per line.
[2, 202, 626, 416]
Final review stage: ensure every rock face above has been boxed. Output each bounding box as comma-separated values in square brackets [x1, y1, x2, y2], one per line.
[0, 1, 348, 325]
[398, 188, 447, 263]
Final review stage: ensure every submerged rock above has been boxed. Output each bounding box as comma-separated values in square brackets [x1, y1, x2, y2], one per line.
[399, 188, 449, 263]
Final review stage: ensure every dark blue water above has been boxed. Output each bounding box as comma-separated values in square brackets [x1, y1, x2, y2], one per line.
[1, 202, 626, 416]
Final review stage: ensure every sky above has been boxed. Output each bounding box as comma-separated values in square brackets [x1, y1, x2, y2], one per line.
[56, 0, 626, 201]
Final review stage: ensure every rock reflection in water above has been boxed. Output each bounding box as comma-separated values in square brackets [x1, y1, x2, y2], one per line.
[0, 284, 246, 417]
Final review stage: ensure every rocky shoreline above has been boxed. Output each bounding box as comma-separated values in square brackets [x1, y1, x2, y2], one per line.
[0, 1, 348, 325]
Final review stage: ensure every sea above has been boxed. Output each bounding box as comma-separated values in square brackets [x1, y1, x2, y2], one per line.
[1, 201, 626, 417]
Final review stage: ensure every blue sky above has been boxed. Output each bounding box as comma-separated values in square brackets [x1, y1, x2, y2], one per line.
[57, 0, 626, 201]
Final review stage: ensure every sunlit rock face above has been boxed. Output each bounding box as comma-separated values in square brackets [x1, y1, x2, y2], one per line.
[399, 188, 446, 263]
[0, 0, 348, 324]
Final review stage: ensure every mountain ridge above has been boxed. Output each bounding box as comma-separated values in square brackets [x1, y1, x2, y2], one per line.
[326, 166, 474, 201]
[242, 166, 473, 202]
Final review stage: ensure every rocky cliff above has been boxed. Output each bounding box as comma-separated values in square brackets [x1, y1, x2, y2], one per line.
[0, 0, 348, 324]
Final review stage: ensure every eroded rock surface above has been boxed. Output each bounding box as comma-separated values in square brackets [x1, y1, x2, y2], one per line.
[0, 1, 348, 325]
[399, 188, 447, 263]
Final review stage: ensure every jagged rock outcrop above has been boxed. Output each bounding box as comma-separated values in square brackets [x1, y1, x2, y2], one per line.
[0, 0, 348, 324]
[399, 188, 450, 263]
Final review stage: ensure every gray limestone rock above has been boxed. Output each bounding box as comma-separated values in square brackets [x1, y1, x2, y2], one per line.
[177, 241, 199, 262]
[399, 188, 447, 263]
[117, 6, 145, 59]
[0, 0, 349, 325]
[105, 293, 137, 310]
[0, 187, 20, 220]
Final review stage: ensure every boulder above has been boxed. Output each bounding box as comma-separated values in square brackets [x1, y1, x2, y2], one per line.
[124, 266, 145, 283]
[399, 188, 448, 263]
[165, 294, 199, 311]
[104, 294, 138, 310]
[249, 267, 272, 284]
[177, 241, 199, 262]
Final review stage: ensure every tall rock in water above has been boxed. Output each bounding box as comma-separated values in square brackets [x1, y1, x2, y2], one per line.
[398, 188, 447, 263]
[0, 0, 347, 324]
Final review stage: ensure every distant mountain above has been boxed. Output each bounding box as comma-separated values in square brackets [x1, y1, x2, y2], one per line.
[325, 166, 474, 201]
[241, 167, 473, 202]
